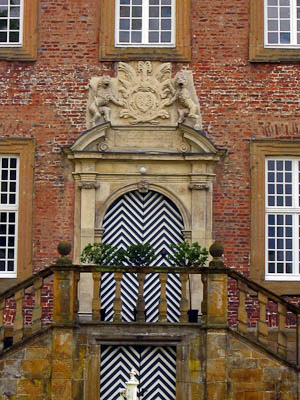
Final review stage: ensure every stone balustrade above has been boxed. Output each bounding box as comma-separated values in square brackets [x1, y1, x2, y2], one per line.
[0, 242, 300, 369]
[0, 267, 53, 350]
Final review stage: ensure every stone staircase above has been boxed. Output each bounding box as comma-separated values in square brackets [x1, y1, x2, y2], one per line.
[0, 243, 299, 399]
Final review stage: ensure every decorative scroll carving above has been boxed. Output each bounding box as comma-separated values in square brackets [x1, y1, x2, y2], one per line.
[97, 141, 109, 152]
[118, 61, 172, 125]
[138, 180, 149, 193]
[78, 181, 100, 190]
[189, 183, 209, 190]
[178, 142, 191, 153]
[87, 75, 124, 128]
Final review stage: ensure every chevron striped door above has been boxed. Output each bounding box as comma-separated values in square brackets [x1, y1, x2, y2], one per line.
[100, 345, 177, 400]
[101, 190, 184, 322]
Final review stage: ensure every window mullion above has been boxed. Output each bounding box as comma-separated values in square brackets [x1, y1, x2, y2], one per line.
[115, 0, 120, 46]
[291, 0, 297, 45]
[264, 0, 269, 45]
[172, 0, 176, 44]
[294, 159, 300, 275]
[143, 0, 149, 44]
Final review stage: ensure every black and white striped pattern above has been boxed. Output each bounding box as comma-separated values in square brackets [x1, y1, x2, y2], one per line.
[139, 346, 177, 399]
[100, 345, 140, 400]
[101, 190, 184, 322]
[100, 345, 176, 400]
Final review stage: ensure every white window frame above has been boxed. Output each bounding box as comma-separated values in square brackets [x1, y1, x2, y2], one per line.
[0, 0, 24, 48]
[0, 155, 19, 278]
[265, 157, 300, 281]
[264, 0, 300, 48]
[115, 0, 176, 47]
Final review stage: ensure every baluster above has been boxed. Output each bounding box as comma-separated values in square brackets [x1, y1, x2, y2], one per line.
[277, 303, 287, 358]
[237, 281, 248, 334]
[158, 273, 168, 322]
[201, 273, 207, 323]
[0, 299, 5, 350]
[179, 273, 188, 323]
[92, 272, 101, 321]
[32, 278, 43, 333]
[13, 289, 24, 344]
[74, 271, 80, 315]
[257, 292, 268, 346]
[136, 273, 146, 322]
[297, 314, 300, 367]
[113, 272, 123, 322]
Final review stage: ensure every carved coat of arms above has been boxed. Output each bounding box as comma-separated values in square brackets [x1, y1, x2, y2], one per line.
[118, 61, 172, 125]
[86, 61, 202, 130]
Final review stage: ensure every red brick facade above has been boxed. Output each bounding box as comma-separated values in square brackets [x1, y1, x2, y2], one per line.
[0, 0, 299, 304]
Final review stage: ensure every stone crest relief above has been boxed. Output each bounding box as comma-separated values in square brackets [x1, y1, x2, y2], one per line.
[86, 61, 202, 130]
[118, 61, 172, 125]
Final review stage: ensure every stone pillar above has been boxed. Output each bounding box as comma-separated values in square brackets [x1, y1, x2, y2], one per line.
[204, 242, 227, 327]
[78, 165, 100, 316]
[188, 172, 213, 312]
[53, 243, 78, 325]
[51, 243, 79, 400]
[204, 242, 228, 399]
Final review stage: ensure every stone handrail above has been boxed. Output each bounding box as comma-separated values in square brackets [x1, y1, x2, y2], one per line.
[0, 267, 53, 350]
[227, 267, 300, 363]
[0, 241, 300, 369]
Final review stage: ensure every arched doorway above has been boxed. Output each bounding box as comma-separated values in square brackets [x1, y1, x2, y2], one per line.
[101, 189, 184, 322]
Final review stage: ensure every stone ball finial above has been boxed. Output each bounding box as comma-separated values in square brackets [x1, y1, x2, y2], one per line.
[209, 241, 224, 258]
[57, 241, 72, 257]
[56, 241, 72, 265]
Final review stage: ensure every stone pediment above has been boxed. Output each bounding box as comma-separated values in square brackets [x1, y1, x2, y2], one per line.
[67, 62, 222, 160]
[68, 122, 219, 158]
[86, 61, 202, 131]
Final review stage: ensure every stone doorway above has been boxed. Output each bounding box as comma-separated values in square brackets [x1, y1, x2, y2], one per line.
[100, 344, 177, 400]
[100, 189, 184, 322]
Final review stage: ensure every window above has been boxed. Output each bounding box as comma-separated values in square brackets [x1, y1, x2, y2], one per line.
[0, 140, 34, 290]
[99, 0, 191, 61]
[250, 140, 300, 295]
[265, 0, 300, 47]
[0, 0, 37, 61]
[0, 0, 23, 47]
[250, 0, 300, 61]
[265, 158, 300, 280]
[116, 0, 174, 47]
[0, 156, 18, 278]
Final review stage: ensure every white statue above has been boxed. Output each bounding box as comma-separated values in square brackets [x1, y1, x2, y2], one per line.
[120, 369, 139, 400]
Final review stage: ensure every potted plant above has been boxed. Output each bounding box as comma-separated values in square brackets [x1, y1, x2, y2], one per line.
[167, 241, 208, 322]
[122, 243, 157, 267]
[81, 242, 157, 320]
[81, 242, 120, 320]
[80, 242, 119, 266]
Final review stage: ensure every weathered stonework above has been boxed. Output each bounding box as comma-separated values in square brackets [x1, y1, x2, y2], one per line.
[86, 62, 203, 131]
[66, 122, 220, 315]
[0, 324, 299, 399]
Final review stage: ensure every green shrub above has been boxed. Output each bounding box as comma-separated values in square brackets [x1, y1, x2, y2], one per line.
[167, 241, 208, 267]
[80, 243, 119, 266]
[80, 242, 157, 267]
[124, 243, 157, 267]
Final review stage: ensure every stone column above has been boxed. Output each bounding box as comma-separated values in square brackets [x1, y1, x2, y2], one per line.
[78, 165, 100, 317]
[188, 173, 212, 313]
[204, 242, 228, 398]
[51, 245, 80, 400]
[204, 242, 227, 327]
